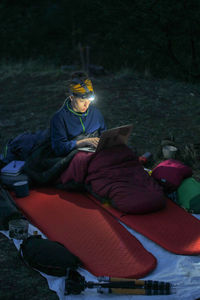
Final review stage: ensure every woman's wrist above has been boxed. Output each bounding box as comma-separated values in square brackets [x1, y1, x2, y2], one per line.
[76, 139, 87, 148]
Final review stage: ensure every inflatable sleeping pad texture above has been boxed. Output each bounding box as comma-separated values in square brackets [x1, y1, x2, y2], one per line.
[13, 188, 157, 278]
[87, 194, 200, 255]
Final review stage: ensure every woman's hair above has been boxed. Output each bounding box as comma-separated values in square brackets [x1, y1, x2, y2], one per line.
[70, 71, 88, 81]
[65, 71, 88, 92]
[67, 71, 94, 97]
[64, 71, 88, 98]
[64, 71, 94, 105]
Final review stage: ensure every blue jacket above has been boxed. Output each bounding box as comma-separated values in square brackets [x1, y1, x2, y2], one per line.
[50, 98, 106, 156]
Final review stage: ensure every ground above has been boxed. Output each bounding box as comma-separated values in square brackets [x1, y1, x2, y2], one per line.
[0, 65, 200, 299]
[0, 233, 58, 299]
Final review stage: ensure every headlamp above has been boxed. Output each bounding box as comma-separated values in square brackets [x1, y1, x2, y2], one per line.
[70, 78, 95, 101]
[73, 91, 95, 101]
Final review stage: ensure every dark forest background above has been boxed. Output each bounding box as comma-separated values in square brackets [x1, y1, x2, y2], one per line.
[1, 0, 200, 81]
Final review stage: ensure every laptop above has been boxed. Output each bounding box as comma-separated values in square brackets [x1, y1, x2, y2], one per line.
[78, 124, 133, 153]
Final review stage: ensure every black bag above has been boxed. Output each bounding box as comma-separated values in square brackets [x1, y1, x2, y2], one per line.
[20, 235, 81, 276]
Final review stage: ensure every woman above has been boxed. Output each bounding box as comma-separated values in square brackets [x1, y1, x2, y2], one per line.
[1, 71, 105, 163]
[50, 71, 106, 156]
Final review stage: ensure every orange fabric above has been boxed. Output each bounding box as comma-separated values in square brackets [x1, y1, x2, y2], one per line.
[69, 79, 93, 95]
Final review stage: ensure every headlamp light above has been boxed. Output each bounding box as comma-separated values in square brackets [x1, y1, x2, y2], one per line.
[73, 91, 95, 101]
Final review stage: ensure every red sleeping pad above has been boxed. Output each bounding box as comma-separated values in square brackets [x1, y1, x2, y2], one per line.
[13, 188, 156, 278]
[87, 194, 200, 255]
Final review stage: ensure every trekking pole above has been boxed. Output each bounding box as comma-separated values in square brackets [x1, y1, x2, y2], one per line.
[97, 276, 174, 295]
[65, 269, 174, 295]
[65, 279, 173, 295]
[98, 276, 171, 290]
[97, 287, 172, 295]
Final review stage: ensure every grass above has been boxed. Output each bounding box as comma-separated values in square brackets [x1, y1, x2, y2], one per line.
[0, 59, 63, 79]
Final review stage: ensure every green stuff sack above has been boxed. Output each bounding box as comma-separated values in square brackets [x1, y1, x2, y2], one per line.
[177, 177, 200, 213]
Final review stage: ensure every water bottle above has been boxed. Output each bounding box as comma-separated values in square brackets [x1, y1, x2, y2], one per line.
[139, 152, 152, 164]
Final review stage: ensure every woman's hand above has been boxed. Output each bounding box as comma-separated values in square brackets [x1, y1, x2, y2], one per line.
[76, 137, 100, 148]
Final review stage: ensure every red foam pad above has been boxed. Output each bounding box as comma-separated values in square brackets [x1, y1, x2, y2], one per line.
[13, 188, 156, 278]
[87, 195, 200, 255]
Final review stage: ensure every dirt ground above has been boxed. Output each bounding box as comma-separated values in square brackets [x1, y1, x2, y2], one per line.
[0, 68, 200, 299]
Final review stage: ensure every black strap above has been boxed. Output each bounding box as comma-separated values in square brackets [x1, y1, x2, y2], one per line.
[71, 78, 90, 93]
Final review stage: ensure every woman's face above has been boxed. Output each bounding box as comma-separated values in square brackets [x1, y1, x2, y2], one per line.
[70, 96, 91, 113]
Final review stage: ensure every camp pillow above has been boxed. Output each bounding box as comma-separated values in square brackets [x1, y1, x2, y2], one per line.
[177, 177, 200, 213]
[151, 159, 193, 193]
[20, 235, 81, 276]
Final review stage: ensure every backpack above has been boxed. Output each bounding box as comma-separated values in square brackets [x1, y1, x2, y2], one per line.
[20, 235, 81, 276]
[151, 159, 193, 193]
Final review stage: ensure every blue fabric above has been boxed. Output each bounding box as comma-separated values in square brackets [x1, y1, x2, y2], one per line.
[2, 129, 50, 163]
[50, 98, 106, 156]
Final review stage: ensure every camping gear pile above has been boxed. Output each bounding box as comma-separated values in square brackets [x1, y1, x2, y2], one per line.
[151, 159, 200, 213]
[1, 142, 200, 298]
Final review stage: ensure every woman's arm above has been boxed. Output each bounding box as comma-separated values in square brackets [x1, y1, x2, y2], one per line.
[50, 114, 76, 156]
[97, 110, 107, 134]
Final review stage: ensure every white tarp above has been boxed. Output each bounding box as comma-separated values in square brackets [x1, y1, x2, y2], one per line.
[1, 214, 200, 300]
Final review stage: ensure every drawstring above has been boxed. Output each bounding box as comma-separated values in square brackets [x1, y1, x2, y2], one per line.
[79, 117, 85, 133]
[65, 99, 88, 133]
